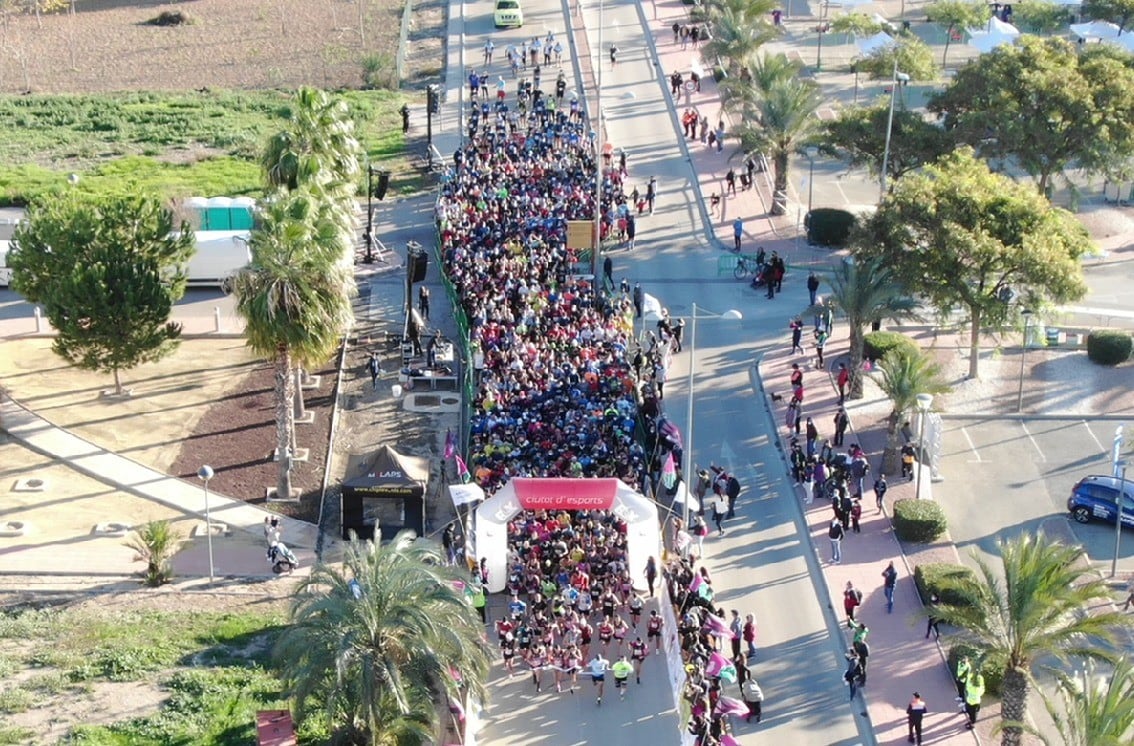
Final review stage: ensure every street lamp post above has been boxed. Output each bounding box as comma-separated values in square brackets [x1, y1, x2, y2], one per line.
[915, 393, 933, 500]
[1016, 309, 1033, 412]
[879, 64, 909, 201]
[1112, 425, 1127, 578]
[815, 3, 829, 72]
[196, 465, 216, 583]
[592, 0, 604, 282]
[805, 147, 818, 220]
[682, 304, 743, 527]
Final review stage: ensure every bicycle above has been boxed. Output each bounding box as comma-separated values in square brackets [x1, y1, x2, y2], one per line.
[733, 255, 761, 280]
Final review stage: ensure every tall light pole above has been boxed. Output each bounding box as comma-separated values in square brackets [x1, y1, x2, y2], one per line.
[879, 64, 909, 201]
[815, 2, 829, 72]
[196, 465, 215, 583]
[1112, 425, 1126, 578]
[592, 0, 604, 282]
[1016, 309, 1033, 412]
[805, 146, 818, 220]
[682, 304, 743, 526]
[915, 393, 933, 500]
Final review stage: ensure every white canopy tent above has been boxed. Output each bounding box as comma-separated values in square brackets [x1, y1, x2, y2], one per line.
[1106, 31, 1134, 52]
[857, 31, 896, 55]
[1070, 20, 1121, 41]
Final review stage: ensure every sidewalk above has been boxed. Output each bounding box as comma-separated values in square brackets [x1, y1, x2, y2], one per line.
[758, 342, 985, 745]
[0, 396, 320, 551]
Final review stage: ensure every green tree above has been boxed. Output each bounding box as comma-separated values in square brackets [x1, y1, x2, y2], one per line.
[1084, 0, 1134, 30]
[925, 0, 988, 67]
[1012, 1, 1074, 33]
[857, 149, 1091, 379]
[727, 54, 822, 215]
[929, 36, 1134, 194]
[931, 534, 1133, 746]
[231, 190, 355, 501]
[830, 12, 884, 36]
[701, 6, 779, 75]
[822, 103, 954, 181]
[874, 347, 949, 474]
[824, 257, 920, 401]
[275, 533, 491, 745]
[857, 35, 939, 84]
[9, 192, 194, 395]
[124, 520, 184, 587]
[1012, 658, 1134, 746]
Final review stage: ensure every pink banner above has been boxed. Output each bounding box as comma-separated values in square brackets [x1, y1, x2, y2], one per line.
[512, 477, 619, 511]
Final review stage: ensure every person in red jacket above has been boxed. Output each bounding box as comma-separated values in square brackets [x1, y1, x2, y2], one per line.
[837, 363, 850, 404]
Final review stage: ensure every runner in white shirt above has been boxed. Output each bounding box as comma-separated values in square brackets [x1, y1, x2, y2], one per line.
[588, 654, 610, 705]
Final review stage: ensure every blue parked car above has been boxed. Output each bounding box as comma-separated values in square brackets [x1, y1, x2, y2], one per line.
[1067, 475, 1134, 528]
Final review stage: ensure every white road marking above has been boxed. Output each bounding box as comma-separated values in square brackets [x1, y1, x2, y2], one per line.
[1083, 420, 1105, 453]
[1020, 421, 1047, 461]
[961, 426, 982, 462]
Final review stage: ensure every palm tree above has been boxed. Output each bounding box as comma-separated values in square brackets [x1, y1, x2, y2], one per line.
[824, 257, 919, 400]
[262, 86, 361, 208]
[124, 520, 183, 587]
[701, 7, 779, 75]
[1011, 658, 1134, 746]
[730, 53, 821, 212]
[231, 190, 355, 501]
[275, 532, 492, 745]
[932, 534, 1134, 746]
[873, 347, 949, 474]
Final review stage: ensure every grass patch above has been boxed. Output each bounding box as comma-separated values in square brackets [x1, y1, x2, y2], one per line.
[0, 687, 33, 715]
[0, 89, 412, 206]
[0, 726, 34, 744]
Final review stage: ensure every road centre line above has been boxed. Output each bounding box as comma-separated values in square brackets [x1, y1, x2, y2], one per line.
[1020, 421, 1047, 461]
[960, 426, 982, 462]
[1083, 420, 1105, 453]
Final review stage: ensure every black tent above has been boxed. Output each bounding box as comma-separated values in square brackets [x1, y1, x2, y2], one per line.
[341, 445, 430, 541]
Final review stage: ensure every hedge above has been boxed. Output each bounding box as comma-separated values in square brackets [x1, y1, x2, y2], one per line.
[892, 498, 947, 543]
[1087, 329, 1133, 366]
[863, 331, 918, 362]
[913, 562, 978, 608]
[947, 643, 1004, 697]
[805, 208, 856, 247]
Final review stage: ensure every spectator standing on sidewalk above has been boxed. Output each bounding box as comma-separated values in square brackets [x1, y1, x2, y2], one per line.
[807, 271, 820, 305]
[743, 613, 758, 658]
[741, 675, 764, 722]
[881, 561, 898, 613]
[366, 353, 381, 390]
[790, 316, 805, 354]
[954, 656, 972, 700]
[646, 177, 657, 213]
[814, 327, 828, 368]
[852, 625, 870, 683]
[729, 610, 743, 659]
[833, 406, 849, 447]
[805, 417, 819, 458]
[843, 581, 863, 626]
[836, 363, 850, 403]
[963, 671, 985, 729]
[907, 692, 928, 745]
[925, 594, 942, 639]
[901, 442, 917, 479]
[874, 474, 888, 511]
[843, 648, 864, 700]
[850, 498, 862, 533]
[733, 216, 743, 252]
[829, 518, 845, 563]
[672, 21, 681, 44]
[418, 286, 430, 321]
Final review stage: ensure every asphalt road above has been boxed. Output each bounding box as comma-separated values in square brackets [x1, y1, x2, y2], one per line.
[937, 416, 1134, 574]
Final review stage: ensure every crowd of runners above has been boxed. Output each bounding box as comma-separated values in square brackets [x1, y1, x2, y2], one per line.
[437, 31, 761, 739]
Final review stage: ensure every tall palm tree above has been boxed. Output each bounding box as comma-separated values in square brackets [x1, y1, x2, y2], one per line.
[275, 532, 492, 745]
[932, 534, 1134, 746]
[729, 55, 822, 215]
[231, 190, 355, 501]
[1011, 658, 1134, 746]
[874, 347, 949, 474]
[824, 257, 920, 400]
[701, 8, 779, 75]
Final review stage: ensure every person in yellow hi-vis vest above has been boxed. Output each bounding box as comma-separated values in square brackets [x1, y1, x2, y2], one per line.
[963, 671, 984, 730]
[954, 656, 971, 699]
[471, 582, 487, 624]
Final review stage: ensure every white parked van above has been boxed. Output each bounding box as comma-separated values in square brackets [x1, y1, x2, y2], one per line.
[186, 231, 251, 287]
[0, 240, 11, 287]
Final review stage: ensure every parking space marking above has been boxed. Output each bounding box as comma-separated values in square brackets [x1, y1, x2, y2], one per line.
[1020, 421, 1047, 461]
[1083, 420, 1106, 454]
[960, 426, 983, 462]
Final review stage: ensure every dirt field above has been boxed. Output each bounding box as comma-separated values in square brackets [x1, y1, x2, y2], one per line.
[0, 0, 409, 94]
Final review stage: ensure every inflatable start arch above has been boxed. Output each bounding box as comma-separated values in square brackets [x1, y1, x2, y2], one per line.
[475, 478, 661, 593]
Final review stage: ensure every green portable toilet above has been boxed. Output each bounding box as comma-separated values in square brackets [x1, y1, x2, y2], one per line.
[230, 197, 256, 230]
[206, 197, 233, 231]
[185, 196, 209, 230]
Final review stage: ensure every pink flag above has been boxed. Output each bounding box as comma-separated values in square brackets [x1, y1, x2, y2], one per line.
[714, 697, 749, 717]
[704, 650, 730, 677]
[662, 451, 676, 489]
[721, 735, 741, 746]
[454, 455, 471, 484]
[689, 574, 703, 593]
[703, 614, 730, 636]
[444, 428, 455, 459]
